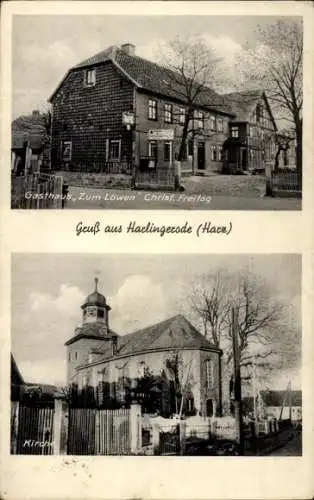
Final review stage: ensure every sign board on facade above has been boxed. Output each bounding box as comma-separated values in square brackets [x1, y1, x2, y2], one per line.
[122, 112, 135, 126]
[148, 129, 174, 141]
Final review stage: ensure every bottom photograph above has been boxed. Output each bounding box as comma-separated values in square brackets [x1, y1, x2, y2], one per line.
[11, 253, 301, 456]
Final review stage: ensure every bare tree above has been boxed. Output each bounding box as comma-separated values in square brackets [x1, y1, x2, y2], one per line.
[237, 20, 303, 180]
[158, 36, 226, 168]
[189, 270, 290, 380]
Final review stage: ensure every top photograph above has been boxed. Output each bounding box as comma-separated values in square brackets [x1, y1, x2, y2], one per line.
[11, 15, 302, 210]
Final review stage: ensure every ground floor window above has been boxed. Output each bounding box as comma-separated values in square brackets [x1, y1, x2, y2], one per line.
[164, 142, 171, 162]
[217, 145, 223, 161]
[148, 140, 158, 160]
[188, 139, 194, 156]
[62, 141, 72, 161]
[211, 144, 217, 161]
[109, 139, 121, 161]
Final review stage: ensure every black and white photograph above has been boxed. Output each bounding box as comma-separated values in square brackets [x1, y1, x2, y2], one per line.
[11, 15, 302, 210]
[11, 254, 302, 456]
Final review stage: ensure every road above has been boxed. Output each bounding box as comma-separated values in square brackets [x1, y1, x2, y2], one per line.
[266, 429, 302, 456]
[65, 186, 301, 210]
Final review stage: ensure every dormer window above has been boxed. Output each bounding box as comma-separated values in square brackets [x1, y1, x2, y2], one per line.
[84, 68, 96, 87]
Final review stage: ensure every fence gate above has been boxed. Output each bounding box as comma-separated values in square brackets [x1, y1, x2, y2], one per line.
[67, 408, 132, 455]
[11, 172, 64, 209]
[134, 166, 176, 190]
[95, 409, 131, 455]
[11, 405, 54, 455]
[159, 424, 180, 456]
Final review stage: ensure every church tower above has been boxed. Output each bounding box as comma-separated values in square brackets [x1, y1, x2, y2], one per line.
[65, 278, 115, 386]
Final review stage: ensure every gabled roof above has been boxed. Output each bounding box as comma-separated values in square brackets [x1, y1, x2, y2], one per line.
[11, 353, 24, 385]
[223, 90, 264, 122]
[49, 46, 233, 116]
[261, 390, 302, 407]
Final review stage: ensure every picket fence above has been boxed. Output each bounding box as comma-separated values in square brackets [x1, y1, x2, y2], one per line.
[11, 401, 142, 456]
[11, 172, 64, 209]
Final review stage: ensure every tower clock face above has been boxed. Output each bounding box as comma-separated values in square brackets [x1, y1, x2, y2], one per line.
[86, 306, 97, 317]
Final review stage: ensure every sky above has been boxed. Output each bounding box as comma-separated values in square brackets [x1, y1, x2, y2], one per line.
[12, 15, 301, 119]
[11, 254, 301, 390]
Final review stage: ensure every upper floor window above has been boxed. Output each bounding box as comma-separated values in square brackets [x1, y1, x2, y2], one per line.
[194, 110, 204, 129]
[109, 139, 121, 161]
[210, 115, 216, 131]
[231, 126, 239, 138]
[179, 107, 186, 125]
[256, 103, 263, 122]
[164, 103, 173, 124]
[148, 99, 157, 120]
[84, 68, 96, 87]
[205, 359, 213, 389]
[249, 125, 254, 138]
[217, 118, 223, 133]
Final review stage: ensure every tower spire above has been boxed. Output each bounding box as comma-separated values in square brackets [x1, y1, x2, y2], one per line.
[94, 276, 99, 292]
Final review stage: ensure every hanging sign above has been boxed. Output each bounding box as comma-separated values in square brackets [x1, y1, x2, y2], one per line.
[148, 129, 174, 140]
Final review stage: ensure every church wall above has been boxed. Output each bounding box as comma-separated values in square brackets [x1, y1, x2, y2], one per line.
[67, 337, 111, 385]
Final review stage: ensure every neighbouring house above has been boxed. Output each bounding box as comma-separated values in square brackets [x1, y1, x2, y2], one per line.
[242, 389, 302, 422]
[222, 90, 278, 173]
[11, 353, 63, 406]
[11, 110, 51, 175]
[48, 42, 235, 182]
[65, 278, 223, 417]
[261, 389, 302, 422]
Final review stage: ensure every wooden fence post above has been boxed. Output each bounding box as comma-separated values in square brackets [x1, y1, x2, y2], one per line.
[11, 401, 19, 454]
[265, 162, 274, 197]
[179, 421, 186, 456]
[53, 398, 63, 455]
[130, 403, 141, 454]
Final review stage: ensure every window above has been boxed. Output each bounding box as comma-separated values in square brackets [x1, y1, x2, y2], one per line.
[231, 126, 239, 138]
[98, 309, 105, 319]
[148, 99, 157, 120]
[217, 118, 223, 133]
[68, 352, 71, 361]
[256, 103, 263, 122]
[211, 144, 217, 161]
[62, 141, 72, 161]
[148, 140, 158, 160]
[164, 103, 173, 124]
[210, 115, 216, 131]
[164, 142, 171, 162]
[217, 145, 223, 161]
[249, 125, 254, 138]
[188, 139, 194, 156]
[194, 110, 204, 129]
[109, 140, 121, 161]
[75, 352, 78, 360]
[84, 68, 96, 87]
[205, 360, 213, 389]
[179, 107, 185, 125]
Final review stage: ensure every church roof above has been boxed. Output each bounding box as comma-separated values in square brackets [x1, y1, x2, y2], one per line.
[77, 314, 221, 367]
[65, 323, 118, 346]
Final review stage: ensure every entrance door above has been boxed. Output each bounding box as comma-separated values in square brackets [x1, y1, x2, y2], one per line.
[197, 142, 206, 170]
[242, 149, 248, 170]
[206, 399, 214, 417]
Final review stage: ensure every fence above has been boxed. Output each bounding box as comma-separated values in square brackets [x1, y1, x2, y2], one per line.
[11, 403, 54, 455]
[265, 163, 301, 197]
[134, 162, 180, 191]
[11, 401, 142, 456]
[11, 172, 64, 209]
[61, 161, 132, 175]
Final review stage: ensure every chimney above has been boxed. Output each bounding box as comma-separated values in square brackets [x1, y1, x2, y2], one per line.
[121, 43, 135, 56]
[111, 335, 118, 356]
[32, 110, 40, 117]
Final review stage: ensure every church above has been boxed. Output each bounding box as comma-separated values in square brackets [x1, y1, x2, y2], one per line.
[65, 278, 223, 417]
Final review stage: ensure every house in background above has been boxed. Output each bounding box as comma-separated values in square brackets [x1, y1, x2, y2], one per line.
[222, 90, 277, 173]
[261, 389, 302, 422]
[11, 110, 50, 175]
[49, 43, 234, 177]
[65, 278, 223, 417]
